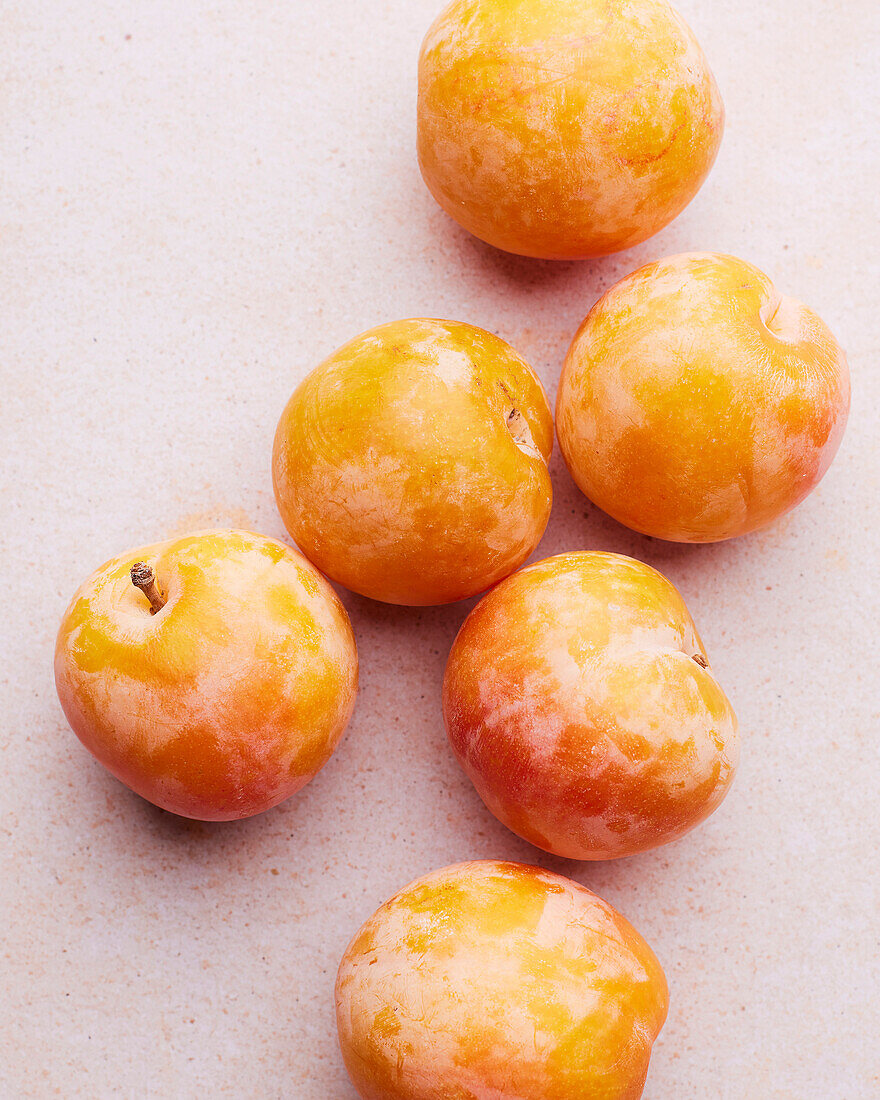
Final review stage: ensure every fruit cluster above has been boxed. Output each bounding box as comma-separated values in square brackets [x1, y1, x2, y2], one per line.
[54, 1, 850, 1097]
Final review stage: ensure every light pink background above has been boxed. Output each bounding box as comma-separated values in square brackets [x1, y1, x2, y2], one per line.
[2, 1, 878, 1096]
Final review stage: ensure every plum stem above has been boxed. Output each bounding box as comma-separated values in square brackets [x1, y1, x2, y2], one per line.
[130, 562, 166, 614]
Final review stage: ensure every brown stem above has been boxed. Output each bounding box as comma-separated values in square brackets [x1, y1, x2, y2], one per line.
[130, 562, 166, 614]
[692, 653, 709, 668]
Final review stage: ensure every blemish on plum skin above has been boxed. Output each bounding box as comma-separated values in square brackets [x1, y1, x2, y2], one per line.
[295, 564, 320, 598]
[261, 541, 287, 565]
[349, 926, 377, 958]
[371, 1006, 402, 1039]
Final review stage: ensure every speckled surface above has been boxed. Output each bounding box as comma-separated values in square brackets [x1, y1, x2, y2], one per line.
[1, 1, 878, 1097]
